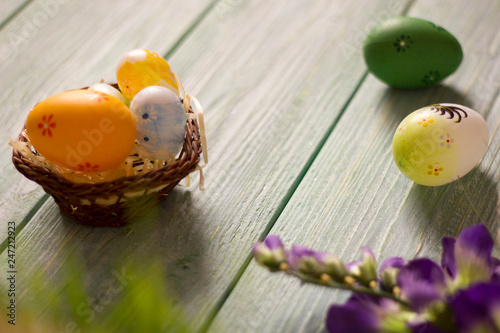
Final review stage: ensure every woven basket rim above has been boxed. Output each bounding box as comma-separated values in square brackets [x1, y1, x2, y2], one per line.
[11, 85, 203, 194]
[10, 82, 205, 226]
[13, 126, 198, 190]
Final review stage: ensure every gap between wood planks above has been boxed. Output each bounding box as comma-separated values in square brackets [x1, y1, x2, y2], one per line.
[0, 0, 418, 331]
[198, 70, 368, 333]
[0, 194, 50, 253]
[198, 1, 417, 331]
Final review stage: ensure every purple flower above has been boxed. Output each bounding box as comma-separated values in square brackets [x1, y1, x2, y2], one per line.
[252, 235, 287, 271]
[262, 235, 284, 251]
[286, 245, 322, 271]
[347, 247, 378, 287]
[449, 282, 500, 332]
[286, 245, 324, 277]
[408, 322, 448, 333]
[253, 224, 500, 333]
[287, 245, 347, 282]
[379, 257, 405, 272]
[441, 237, 457, 278]
[397, 258, 446, 312]
[379, 257, 405, 292]
[492, 257, 500, 283]
[441, 224, 495, 288]
[325, 225, 500, 333]
[326, 293, 407, 333]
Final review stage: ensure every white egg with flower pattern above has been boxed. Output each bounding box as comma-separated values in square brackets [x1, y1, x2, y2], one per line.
[392, 103, 489, 186]
[130, 86, 186, 161]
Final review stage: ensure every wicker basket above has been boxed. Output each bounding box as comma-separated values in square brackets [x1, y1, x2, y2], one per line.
[11, 86, 206, 227]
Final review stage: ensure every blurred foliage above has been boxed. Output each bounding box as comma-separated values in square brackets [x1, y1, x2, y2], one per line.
[0, 256, 192, 333]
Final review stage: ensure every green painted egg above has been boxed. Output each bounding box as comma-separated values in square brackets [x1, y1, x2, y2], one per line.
[363, 16, 463, 88]
[392, 104, 488, 186]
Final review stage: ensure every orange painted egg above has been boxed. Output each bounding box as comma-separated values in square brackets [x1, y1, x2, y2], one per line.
[26, 89, 136, 173]
[116, 49, 179, 100]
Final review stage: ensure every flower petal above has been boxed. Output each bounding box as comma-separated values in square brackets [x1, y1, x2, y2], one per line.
[287, 245, 315, 269]
[491, 257, 500, 283]
[264, 235, 284, 251]
[449, 282, 500, 333]
[326, 298, 379, 333]
[408, 322, 449, 333]
[252, 242, 273, 265]
[346, 260, 363, 273]
[326, 293, 410, 333]
[456, 225, 493, 259]
[346, 247, 378, 286]
[397, 259, 445, 311]
[379, 257, 404, 292]
[252, 235, 287, 271]
[454, 224, 494, 287]
[380, 257, 405, 273]
[285, 244, 347, 280]
[326, 294, 381, 333]
[287, 245, 337, 277]
[441, 236, 457, 278]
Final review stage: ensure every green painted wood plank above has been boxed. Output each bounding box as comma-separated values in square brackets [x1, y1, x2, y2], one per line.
[0, 0, 215, 243]
[209, 0, 500, 332]
[0, 0, 413, 332]
[0, 0, 30, 29]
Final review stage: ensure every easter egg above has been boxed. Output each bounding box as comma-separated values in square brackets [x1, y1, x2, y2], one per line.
[88, 83, 130, 106]
[26, 90, 136, 173]
[116, 49, 179, 100]
[392, 104, 488, 186]
[130, 86, 186, 161]
[363, 17, 463, 88]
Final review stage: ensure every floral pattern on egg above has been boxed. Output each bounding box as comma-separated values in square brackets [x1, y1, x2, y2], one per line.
[38, 114, 56, 137]
[393, 35, 413, 52]
[421, 71, 441, 86]
[440, 133, 454, 149]
[77, 162, 100, 173]
[130, 86, 186, 161]
[392, 103, 489, 186]
[427, 162, 443, 176]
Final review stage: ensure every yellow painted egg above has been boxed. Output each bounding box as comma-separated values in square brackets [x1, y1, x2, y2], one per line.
[392, 103, 489, 186]
[26, 89, 136, 173]
[116, 49, 179, 100]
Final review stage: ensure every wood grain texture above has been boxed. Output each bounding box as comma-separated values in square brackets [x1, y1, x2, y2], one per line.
[210, 0, 500, 332]
[1, 0, 413, 331]
[0, 0, 215, 243]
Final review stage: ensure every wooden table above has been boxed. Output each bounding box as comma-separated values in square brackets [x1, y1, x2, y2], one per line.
[1, 0, 499, 332]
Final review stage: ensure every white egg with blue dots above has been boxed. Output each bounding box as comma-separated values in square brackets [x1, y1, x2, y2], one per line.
[130, 86, 186, 161]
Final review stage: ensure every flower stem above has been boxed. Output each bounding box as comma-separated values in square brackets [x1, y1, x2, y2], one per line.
[287, 270, 410, 307]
